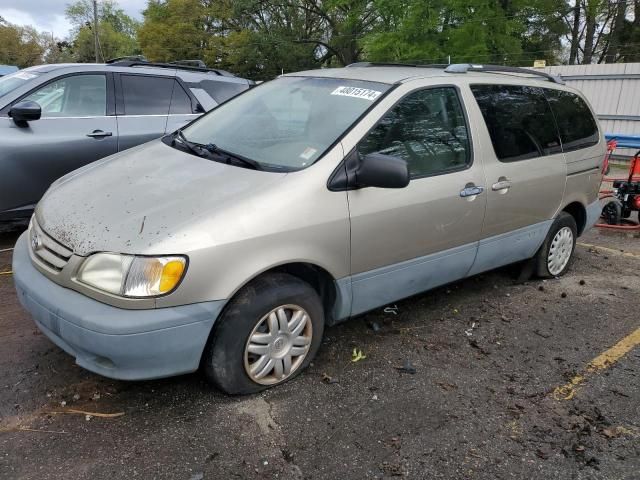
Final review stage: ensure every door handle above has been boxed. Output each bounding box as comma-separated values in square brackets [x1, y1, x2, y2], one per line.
[459, 185, 484, 198]
[86, 130, 113, 138]
[491, 179, 512, 192]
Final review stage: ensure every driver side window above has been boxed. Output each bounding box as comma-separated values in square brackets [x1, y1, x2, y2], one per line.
[358, 87, 471, 178]
[23, 74, 107, 118]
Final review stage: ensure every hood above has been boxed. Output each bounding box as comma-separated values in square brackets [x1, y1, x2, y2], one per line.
[37, 140, 287, 256]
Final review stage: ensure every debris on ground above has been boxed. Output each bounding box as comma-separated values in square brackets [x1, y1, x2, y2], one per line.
[351, 348, 366, 362]
[50, 408, 125, 418]
[321, 373, 339, 384]
[367, 320, 381, 332]
[464, 322, 478, 337]
[383, 305, 399, 315]
[395, 359, 416, 374]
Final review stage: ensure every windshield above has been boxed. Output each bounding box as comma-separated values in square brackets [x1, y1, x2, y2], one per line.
[0, 71, 40, 100]
[182, 76, 391, 170]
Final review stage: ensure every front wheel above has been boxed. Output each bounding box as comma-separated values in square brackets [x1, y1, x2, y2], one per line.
[535, 212, 577, 278]
[202, 273, 324, 394]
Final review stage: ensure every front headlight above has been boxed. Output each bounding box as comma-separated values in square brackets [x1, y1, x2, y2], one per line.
[77, 253, 187, 297]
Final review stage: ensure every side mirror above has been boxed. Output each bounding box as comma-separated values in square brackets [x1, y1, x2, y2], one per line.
[355, 152, 410, 189]
[10, 101, 41, 127]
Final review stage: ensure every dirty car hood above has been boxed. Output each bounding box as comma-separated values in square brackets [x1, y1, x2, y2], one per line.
[37, 140, 287, 256]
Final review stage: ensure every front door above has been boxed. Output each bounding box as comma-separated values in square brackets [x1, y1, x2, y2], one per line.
[465, 84, 567, 275]
[0, 73, 117, 213]
[346, 85, 487, 316]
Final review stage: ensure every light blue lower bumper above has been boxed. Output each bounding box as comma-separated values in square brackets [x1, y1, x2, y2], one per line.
[12, 233, 225, 380]
[584, 199, 602, 233]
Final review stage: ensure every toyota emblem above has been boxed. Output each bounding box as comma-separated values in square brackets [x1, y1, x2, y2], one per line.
[31, 232, 40, 251]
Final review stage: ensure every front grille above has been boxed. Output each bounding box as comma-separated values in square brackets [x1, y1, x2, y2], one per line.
[30, 219, 73, 272]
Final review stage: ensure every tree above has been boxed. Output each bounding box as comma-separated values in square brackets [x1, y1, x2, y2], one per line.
[65, 0, 140, 62]
[363, 0, 564, 66]
[139, 0, 323, 79]
[0, 17, 46, 68]
[562, 0, 635, 64]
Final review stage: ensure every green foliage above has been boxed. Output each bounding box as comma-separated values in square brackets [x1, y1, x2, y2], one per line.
[0, 18, 46, 68]
[364, 0, 567, 66]
[65, 0, 140, 62]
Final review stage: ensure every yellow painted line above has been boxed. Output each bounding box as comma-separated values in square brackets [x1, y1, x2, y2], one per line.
[578, 242, 640, 260]
[0, 270, 12, 275]
[553, 327, 640, 400]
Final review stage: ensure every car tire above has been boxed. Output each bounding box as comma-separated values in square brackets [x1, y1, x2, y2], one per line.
[202, 273, 324, 394]
[534, 212, 578, 278]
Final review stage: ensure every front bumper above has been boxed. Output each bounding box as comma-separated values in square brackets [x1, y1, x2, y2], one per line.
[12, 233, 226, 380]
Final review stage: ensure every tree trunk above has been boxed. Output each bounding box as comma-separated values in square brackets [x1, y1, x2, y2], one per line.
[604, 0, 627, 62]
[582, 1, 597, 64]
[569, 1, 581, 64]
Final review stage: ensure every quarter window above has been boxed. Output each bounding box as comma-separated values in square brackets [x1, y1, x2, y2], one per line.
[544, 89, 599, 151]
[23, 74, 106, 117]
[121, 75, 173, 115]
[169, 82, 193, 114]
[358, 87, 471, 178]
[470, 84, 561, 162]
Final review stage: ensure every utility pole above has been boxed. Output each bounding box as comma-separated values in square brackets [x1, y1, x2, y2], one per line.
[93, 0, 99, 62]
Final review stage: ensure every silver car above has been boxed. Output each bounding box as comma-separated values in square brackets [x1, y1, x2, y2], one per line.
[0, 60, 253, 221]
[13, 63, 605, 394]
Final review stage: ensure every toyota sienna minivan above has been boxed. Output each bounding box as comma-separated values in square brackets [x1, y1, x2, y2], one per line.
[13, 63, 605, 394]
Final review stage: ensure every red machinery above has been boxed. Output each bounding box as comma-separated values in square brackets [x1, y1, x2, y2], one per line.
[598, 139, 640, 230]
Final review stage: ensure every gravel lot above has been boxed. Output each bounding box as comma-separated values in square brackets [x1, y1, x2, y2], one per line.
[0, 225, 638, 480]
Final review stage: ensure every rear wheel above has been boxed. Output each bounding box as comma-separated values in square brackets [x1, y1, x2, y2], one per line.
[535, 212, 577, 278]
[203, 273, 324, 394]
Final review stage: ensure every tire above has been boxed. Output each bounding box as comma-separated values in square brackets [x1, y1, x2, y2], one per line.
[202, 273, 324, 395]
[601, 200, 622, 225]
[534, 212, 578, 278]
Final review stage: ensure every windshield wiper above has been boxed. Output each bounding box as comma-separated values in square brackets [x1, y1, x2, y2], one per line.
[204, 144, 263, 171]
[171, 130, 262, 170]
[172, 130, 209, 158]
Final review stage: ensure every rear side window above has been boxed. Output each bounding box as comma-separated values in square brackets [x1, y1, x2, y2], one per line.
[471, 84, 561, 162]
[169, 82, 193, 114]
[197, 80, 249, 104]
[121, 75, 173, 115]
[358, 87, 470, 178]
[544, 89, 599, 151]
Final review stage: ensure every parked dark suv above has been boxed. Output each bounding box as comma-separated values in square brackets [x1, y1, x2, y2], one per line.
[0, 60, 254, 220]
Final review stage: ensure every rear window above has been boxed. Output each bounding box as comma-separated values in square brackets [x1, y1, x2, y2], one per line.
[470, 84, 562, 162]
[544, 89, 599, 151]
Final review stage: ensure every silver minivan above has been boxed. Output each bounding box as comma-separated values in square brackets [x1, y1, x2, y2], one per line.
[13, 64, 605, 394]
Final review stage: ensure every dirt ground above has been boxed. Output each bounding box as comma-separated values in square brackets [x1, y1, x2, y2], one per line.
[0, 224, 638, 480]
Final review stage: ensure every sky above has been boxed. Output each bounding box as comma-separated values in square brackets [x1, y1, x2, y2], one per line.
[0, 0, 147, 39]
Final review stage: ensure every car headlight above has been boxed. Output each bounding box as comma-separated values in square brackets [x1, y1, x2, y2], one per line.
[77, 253, 187, 297]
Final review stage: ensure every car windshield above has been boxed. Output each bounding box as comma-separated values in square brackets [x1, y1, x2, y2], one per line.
[0, 71, 40, 99]
[181, 76, 391, 171]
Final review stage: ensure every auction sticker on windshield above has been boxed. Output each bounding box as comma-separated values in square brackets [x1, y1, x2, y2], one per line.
[13, 72, 37, 80]
[331, 86, 382, 101]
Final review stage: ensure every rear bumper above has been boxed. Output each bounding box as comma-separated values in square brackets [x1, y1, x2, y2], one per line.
[584, 199, 602, 233]
[12, 233, 225, 380]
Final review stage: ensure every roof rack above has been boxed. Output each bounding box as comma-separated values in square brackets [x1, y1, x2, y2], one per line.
[347, 62, 449, 69]
[444, 63, 564, 84]
[170, 59, 207, 68]
[105, 58, 234, 77]
[346, 61, 564, 84]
